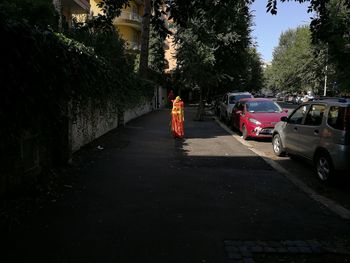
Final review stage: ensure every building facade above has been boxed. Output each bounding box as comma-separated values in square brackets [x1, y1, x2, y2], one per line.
[90, 0, 143, 51]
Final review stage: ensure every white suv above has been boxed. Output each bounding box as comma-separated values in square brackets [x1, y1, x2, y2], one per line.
[272, 98, 350, 182]
[219, 92, 253, 123]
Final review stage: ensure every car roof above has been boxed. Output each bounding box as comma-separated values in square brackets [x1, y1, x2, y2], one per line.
[304, 98, 350, 106]
[238, 98, 272, 102]
[227, 92, 252, 96]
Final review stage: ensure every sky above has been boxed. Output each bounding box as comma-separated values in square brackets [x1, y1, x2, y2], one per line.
[250, 1, 313, 62]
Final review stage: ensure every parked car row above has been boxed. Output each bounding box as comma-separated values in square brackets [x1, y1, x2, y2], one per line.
[276, 92, 315, 104]
[217, 92, 254, 124]
[217, 95, 350, 183]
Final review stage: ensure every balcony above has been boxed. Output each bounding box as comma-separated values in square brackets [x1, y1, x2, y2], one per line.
[114, 11, 142, 30]
[61, 0, 90, 14]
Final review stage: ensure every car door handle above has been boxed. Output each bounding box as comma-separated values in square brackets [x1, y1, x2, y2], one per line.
[314, 129, 319, 135]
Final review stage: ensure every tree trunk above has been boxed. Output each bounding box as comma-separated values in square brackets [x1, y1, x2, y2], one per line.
[195, 87, 205, 121]
[139, 0, 151, 78]
[52, 0, 63, 31]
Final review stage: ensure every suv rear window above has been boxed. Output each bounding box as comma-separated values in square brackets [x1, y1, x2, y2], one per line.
[229, 94, 252, 104]
[327, 106, 350, 130]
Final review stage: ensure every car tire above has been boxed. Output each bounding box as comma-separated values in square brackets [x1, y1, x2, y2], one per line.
[272, 134, 286, 157]
[314, 152, 334, 183]
[242, 124, 249, 140]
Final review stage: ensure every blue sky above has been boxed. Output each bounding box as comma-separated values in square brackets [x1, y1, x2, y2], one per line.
[250, 1, 313, 62]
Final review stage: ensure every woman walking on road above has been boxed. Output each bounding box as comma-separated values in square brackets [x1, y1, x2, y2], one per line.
[171, 96, 184, 138]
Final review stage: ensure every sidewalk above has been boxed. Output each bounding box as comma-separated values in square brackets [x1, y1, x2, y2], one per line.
[4, 106, 350, 263]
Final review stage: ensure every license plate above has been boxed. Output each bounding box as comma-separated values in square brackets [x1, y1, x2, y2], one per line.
[262, 128, 273, 134]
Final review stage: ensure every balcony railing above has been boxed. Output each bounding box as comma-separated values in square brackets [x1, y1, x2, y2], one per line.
[117, 11, 142, 23]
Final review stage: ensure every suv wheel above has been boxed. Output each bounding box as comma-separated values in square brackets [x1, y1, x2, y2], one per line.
[272, 134, 286, 156]
[315, 152, 334, 182]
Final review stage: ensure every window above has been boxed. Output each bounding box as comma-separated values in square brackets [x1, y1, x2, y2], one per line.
[289, 105, 308, 124]
[237, 102, 244, 111]
[304, 104, 326, 126]
[246, 101, 282, 113]
[327, 106, 350, 130]
[229, 94, 252, 104]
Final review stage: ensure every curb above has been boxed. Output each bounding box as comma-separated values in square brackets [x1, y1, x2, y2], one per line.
[214, 116, 350, 220]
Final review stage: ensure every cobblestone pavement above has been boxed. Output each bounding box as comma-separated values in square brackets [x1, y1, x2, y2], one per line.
[224, 239, 350, 263]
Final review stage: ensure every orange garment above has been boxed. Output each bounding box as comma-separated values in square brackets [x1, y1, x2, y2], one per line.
[171, 97, 184, 138]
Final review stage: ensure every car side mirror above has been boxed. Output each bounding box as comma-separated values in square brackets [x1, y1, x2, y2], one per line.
[280, 116, 288, 122]
[284, 109, 288, 113]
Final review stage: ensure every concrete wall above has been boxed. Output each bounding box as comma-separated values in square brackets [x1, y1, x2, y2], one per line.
[71, 96, 157, 153]
[124, 100, 154, 124]
[71, 100, 119, 152]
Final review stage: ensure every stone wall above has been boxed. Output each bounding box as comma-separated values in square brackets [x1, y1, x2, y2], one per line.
[71, 97, 157, 153]
[71, 100, 119, 153]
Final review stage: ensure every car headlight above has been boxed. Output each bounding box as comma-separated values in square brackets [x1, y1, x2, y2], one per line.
[248, 118, 261, 125]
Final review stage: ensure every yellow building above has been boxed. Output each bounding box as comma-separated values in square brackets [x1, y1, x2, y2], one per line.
[90, 1, 176, 70]
[90, 0, 144, 51]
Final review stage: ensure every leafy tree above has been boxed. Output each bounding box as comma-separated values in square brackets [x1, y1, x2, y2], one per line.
[0, 0, 58, 29]
[174, 0, 261, 120]
[175, 22, 218, 120]
[247, 47, 264, 92]
[312, 0, 350, 92]
[149, 26, 167, 74]
[265, 26, 330, 94]
[264, 0, 350, 93]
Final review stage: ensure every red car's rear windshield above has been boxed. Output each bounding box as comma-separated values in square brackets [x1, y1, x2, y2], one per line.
[327, 106, 350, 130]
[246, 101, 282, 113]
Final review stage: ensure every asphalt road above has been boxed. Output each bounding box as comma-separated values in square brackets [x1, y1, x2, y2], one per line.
[261, 102, 350, 211]
[4, 106, 350, 263]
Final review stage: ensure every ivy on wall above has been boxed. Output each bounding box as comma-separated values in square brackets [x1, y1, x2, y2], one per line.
[0, 1, 155, 192]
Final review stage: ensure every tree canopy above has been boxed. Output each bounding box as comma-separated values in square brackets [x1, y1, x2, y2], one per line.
[264, 26, 329, 94]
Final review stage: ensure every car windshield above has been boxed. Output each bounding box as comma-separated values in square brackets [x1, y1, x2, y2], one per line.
[246, 101, 282, 113]
[229, 94, 251, 104]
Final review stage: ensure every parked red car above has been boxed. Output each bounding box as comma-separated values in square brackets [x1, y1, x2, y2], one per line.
[230, 98, 289, 140]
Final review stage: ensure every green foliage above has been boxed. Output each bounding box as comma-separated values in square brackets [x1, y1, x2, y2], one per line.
[0, 0, 58, 29]
[311, 0, 350, 91]
[263, 0, 350, 92]
[264, 26, 330, 94]
[149, 26, 167, 75]
[247, 47, 264, 92]
[175, 24, 217, 90]
[174, 0, 263, 97]
[0, 11, 154, 137]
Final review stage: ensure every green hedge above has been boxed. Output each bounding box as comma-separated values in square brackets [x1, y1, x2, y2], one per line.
[0, 14, 154, 134]
[0, 11, 155, 191]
